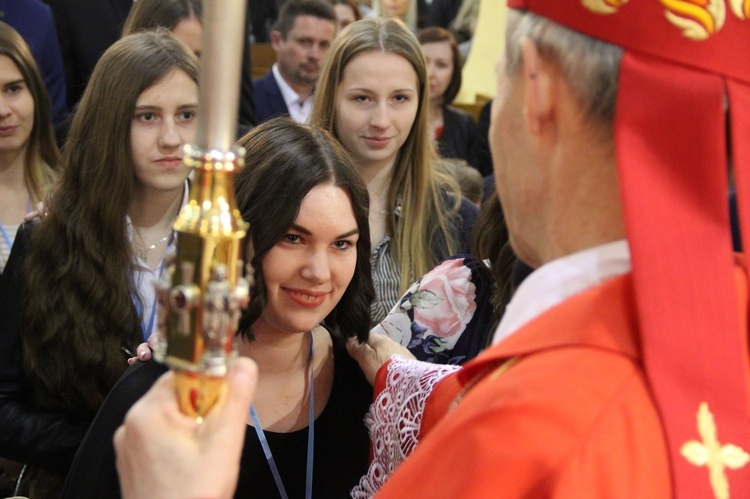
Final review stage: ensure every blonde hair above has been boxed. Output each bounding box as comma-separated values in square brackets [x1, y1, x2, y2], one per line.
[312, 17, 462, 292]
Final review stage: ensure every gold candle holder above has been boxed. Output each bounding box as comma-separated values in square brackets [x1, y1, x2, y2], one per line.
[153, 0, 250, 418]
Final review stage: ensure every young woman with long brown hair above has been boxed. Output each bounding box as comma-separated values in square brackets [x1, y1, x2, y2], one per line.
[0, 29, 199, 496]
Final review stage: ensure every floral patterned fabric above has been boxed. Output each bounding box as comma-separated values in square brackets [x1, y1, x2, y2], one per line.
[371, 255, 496, 365]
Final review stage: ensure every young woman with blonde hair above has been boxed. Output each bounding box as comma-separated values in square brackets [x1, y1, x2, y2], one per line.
[311, 17, 478, 324]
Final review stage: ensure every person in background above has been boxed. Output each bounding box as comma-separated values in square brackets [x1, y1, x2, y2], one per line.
[0, 20, 60, 496]
[0, 22, 60, 276]
[330, 0, 362, 33]
[0, 30, 198, 496]
[122, 0, 203, 55]
[1, 0, 68, 126]
[372, 0, 419, 31]
[253, 0, 336, 124]
[311, 17, 478, 325]
[418, 26, 478, 170]
[424, 0, 462, 29]
[442, 158, 482, 206]
[62, 118, 375, 499]
[448, 0, 479, 58]
[248, 0, 282, 43]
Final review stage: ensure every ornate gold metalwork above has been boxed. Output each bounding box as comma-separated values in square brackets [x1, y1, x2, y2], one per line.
[680, 402, 750, 499]
[152, 0, 250, 419]
[448, 356, 520, 412]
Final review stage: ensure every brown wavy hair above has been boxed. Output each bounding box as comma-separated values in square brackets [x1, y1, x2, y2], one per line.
[22, 30, 199, 419]
[0, 22, 60, 202]
[311, 17, 462, 293]
[236, 118, 374, 342]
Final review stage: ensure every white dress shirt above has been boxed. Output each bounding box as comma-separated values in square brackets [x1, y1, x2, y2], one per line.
[492, 240, 632, 345]
[127, 181, 189, 340]
[272, 63, 314, 124]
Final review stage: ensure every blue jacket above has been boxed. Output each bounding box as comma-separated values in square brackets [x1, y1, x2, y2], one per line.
[252, 70, 290, 124]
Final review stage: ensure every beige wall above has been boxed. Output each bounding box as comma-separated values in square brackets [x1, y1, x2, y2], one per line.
[455, 0, 506, 104]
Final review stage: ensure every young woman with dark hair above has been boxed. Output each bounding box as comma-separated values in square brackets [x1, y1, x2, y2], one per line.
[122, 0, 203, 55]
[62, 118, 376, 499]
[417, 26, 479, 169]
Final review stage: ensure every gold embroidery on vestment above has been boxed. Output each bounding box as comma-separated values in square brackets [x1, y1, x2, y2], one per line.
[448, 357, 519, 412]
[680, 402, 749, 499]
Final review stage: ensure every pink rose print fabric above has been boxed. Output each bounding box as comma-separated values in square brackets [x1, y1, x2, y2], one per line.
[371, 256, 496, 364]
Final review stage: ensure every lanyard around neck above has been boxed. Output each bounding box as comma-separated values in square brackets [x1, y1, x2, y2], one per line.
[250, 330, 315, 499]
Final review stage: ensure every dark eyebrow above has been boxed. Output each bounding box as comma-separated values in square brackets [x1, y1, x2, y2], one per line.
[290, 224, 359, 239]
[133, 103, 198, 112]
[336, 229, 360, 239]
[4, 79, 24, 88]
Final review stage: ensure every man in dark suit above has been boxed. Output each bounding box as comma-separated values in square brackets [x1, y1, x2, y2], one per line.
[252, 0, 335, 124]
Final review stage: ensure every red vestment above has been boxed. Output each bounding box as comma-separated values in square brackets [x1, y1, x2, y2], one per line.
[375, 267, 750, 497]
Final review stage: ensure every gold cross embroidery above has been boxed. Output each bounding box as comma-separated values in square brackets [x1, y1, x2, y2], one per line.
[680, 402, 750, 499]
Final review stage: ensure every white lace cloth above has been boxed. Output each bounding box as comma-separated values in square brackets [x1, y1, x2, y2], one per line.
[351, 355, 459, 498]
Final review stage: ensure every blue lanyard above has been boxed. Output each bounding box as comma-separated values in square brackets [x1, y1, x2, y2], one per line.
[132, 294, 159, 340]
[131, 237, 172, 339]
[250, 331, 315, 499]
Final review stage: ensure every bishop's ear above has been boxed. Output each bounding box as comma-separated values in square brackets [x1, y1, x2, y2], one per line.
[519, 36, 554, 135]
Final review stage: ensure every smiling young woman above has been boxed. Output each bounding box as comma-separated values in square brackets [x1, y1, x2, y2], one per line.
[61, 118, 376, 499]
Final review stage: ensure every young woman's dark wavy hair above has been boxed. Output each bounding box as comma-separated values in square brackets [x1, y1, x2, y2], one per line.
[22, 30, 199, 419]
[235, 118, 374, 342]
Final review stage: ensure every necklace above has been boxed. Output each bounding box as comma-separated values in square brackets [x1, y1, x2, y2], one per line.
[250, 331, 315, 499]
[133, 229, 173, 261]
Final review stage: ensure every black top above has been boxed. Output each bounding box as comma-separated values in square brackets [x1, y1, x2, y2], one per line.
[62, 331, 373, 499]
[437, 106, 480, 171]
[0, 222, 88, 472]
[424, 0, 463, 28]
[475, 99, 494, 177]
